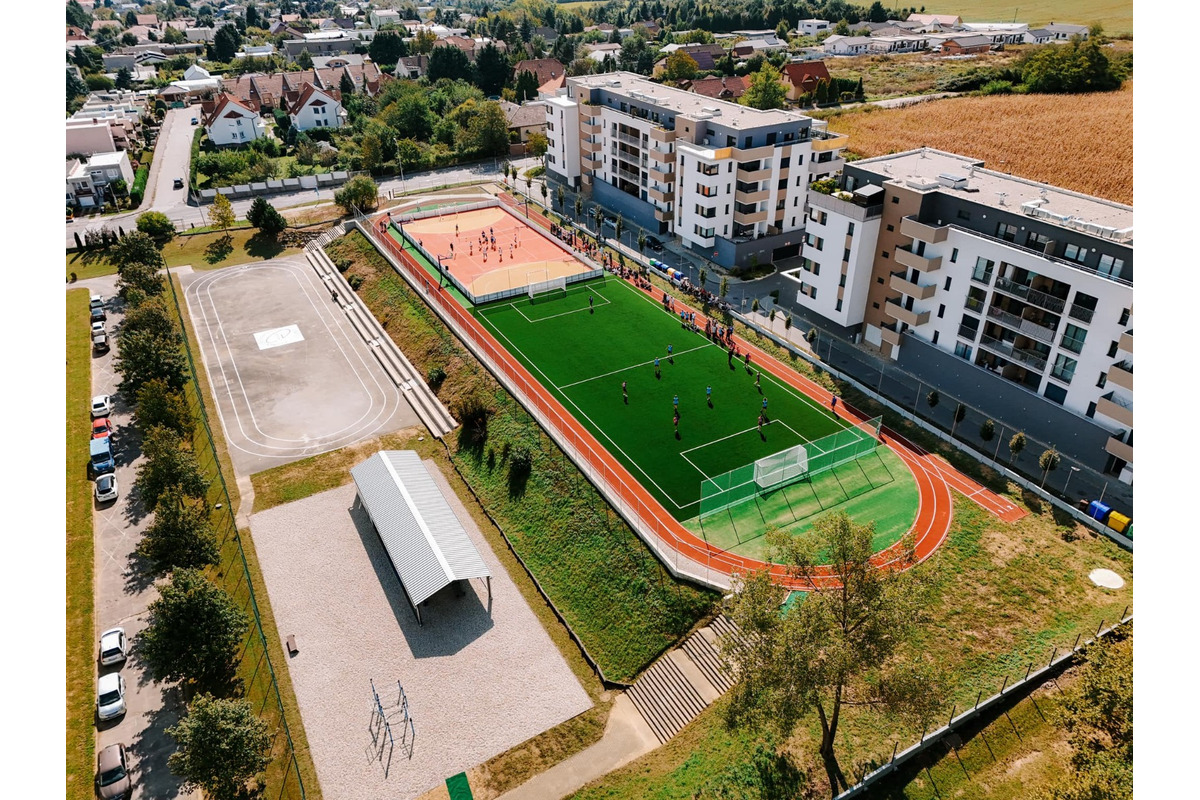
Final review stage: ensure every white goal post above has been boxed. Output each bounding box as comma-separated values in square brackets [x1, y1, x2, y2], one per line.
[528, 275, 567, 300]
[754, 443, 809, 490]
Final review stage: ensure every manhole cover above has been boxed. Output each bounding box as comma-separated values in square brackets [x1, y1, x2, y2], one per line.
[1088, 568, 1125, 589]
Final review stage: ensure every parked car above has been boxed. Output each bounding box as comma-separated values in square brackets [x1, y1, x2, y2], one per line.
[98, 627, 127, 665]
[93, 331, 110, 354]
[91, 306, 107, 323]
[94, 473, 119, 503]
[91, 321, 105, 336]
[174, 178, 184, 189]
[645, 235, 664, 252]
[190, 117, 198, 125]
[93, 418, 114, 439]
[90, 294, 104, 310]
[91, 395, 113, 418]
[95, 743, 132, 800]
[90, 440, 115, 476]
[96, 672, 127, 721]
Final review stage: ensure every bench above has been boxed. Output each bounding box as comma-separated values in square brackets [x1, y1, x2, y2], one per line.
[286, 634, 298, 655]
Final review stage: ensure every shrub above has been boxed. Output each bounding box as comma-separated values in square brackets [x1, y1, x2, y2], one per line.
[347, 273, 364, 290]
[426, 366, 447, 390]
[129, 165, 150, 206]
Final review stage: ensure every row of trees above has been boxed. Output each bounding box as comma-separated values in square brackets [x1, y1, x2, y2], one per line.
[106, 232, 271, 800]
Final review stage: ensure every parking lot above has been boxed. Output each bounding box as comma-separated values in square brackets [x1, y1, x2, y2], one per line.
[181, 256, 417, 475]
[78, 274, 195, 800]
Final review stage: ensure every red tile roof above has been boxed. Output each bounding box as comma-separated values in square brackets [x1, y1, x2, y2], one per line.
[203, 93, 257, 127]
[782, 61, 831, 91]
[687, 75, 748, 100]
[513, 58, 565, 87]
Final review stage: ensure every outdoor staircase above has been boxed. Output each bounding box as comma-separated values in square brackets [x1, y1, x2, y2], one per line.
[626, 616, 741, 744]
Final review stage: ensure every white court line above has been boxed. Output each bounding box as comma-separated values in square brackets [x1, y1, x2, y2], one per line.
[558, 342, 714, 390]
[679, 418, 808, 457]
[509, 289, 613, 324]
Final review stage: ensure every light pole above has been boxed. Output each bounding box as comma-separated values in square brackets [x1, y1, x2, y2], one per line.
[1063, 466, 1080, 498]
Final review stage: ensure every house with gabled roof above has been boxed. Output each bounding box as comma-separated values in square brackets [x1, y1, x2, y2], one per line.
[781, 61, 831, 100]
[202, 93, 267, 146]
[685, 75, 748, 101]
[512, 58, 565, 88]
[287, 84, 344, 131]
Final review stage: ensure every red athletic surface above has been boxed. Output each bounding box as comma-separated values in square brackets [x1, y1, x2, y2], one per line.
[370, 198, 1025, 590]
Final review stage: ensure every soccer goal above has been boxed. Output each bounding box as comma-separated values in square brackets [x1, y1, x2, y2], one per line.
[754, 443, 809, 490]
[528, 275, 568, 303]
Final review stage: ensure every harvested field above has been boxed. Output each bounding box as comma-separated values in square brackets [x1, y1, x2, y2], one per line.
[826, 82, 1132, 204]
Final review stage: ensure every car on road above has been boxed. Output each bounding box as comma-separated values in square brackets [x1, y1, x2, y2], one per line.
[190, 117, 198, 125]
[91, 305, 107, 323]
[93, 418, 114, 440]
[90, 293, 104, 310]
[91, 394, 113, 418]
[90, 439, 115, 476]
[93, 331, 110, 354]
[96, 672, 127, 721]
[645, 235, 664, 252]
[91, 321, 105, 337]
[98, 627, 127, 665]
[174, 178, 184, 189]
[94, 473, 119, 503]
[96, 743, 133, 800]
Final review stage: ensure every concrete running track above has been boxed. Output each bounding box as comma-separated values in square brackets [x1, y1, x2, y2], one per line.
[370, 201, 1024, 590]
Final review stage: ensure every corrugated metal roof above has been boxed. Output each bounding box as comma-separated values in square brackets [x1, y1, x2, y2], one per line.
[351, 451, 490, 608]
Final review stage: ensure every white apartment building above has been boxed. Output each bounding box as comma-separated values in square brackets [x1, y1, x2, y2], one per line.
[788, 148, 1133, 481]
[798, 19, 833, 37]
[545, 72, 848, 269]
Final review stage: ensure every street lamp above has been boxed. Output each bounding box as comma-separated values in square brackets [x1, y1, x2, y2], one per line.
[1063, 466, 1081, 497]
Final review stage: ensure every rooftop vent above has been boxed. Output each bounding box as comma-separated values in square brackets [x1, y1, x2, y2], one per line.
[905, 176, 940, 191]
[938, 172, 969, 190]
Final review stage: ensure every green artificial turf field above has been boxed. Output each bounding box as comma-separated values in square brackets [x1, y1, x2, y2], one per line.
[471, 277, 916, 534]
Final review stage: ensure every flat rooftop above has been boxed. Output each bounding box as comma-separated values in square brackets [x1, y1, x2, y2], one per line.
[852, 148, 1133, 238]
[569, 71, 813, 130]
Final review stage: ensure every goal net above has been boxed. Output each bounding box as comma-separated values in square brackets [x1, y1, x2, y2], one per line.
[528, 275, 568, 302]
[754, 444, 809, 490]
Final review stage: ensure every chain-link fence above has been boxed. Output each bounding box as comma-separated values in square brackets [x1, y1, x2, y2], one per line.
[166, 272, 308, 800]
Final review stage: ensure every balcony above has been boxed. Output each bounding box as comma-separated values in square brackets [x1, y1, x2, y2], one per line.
[648, 164, 673, 182]
[1119, 329, 1133, 353]
[655, 207, 673, 222]
[581, 137, 601, 154]
[650, 125, 675, 142]
[581, 152, 602, 170]
[900, 215, 949, 244]
[1067, 304, 1094, 323]
[889, 271, 937, 300]
[648, 185, 675, 203]
[615, 148, 646, 168]
[1107, 360, 1133, 391]
[964, 295, 985, 313]
[809, 155, 846, 174]
[880, 322, 903, 347]
[615, 164, 641, 183]
[615, 131, 642, 147]
[736, 163, 771, 180]
[735, 186, 770, 203]
[649, 147, 675, 162]
[1105, 434, 1134, 464]
[811, 129, 849, 151]
[581, 119, 600, 135]
[884, 297, 930, 327]
[977, 333, 1048, 372]
[894, 245, 942, 272]
[733, 209, 768, 225]
[992, 277, 1067, 313]
[985, 306, 1057, 344]
[1096, 391, 1133, 427]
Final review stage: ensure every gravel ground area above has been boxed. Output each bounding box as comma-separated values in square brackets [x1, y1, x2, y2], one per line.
[249, 469, 592, 800]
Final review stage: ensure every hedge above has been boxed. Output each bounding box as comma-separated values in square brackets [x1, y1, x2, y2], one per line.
[129, 165, 150, 207]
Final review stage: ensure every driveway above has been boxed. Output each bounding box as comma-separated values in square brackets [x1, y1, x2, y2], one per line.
[77, 275, 194, 800]
[142, 107, 196, 212]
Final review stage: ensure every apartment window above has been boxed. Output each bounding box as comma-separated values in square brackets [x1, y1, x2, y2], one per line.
[835, 299, 843, 312]
[843, 248, 851, 261]
[1118, 308, 1131, 327]
[839, 275, 847, 287]
[847, 222, 855, 236]
[876, 276, 885, 284]
[937, 304, 946, 319]
[954, 342, 972, 360]
[886, 224, 894, 232]
[1096, 373, 1107, 389]
[873, 302, 881, 309]
[971, 257, 994, 284]
[1107, 340, 1119, 358]
[1086, 401, 1097, 418]
[1044, 383, 1068, 405]
[944, 276, 952, 291]
[1027, 230, 1051, 250]
[959, 314, 980, 339]
[950, 247, 958, 263]
[881, 251, 889, 259]
[997, 222, 1019, 242]
[804, 233, 823, 250]
[965, 286, 986, 313]
[699, 163, 719, 176]
[745, 136, 754, 148]
[957, 209, 971, 220]
[891, 196, 899, 204]
[791, 217, 796, 226]
[793, 197, 799, 207]
[811, 287, 818, 299]
[1060, 323, 1087, 354]
[1051, 354, 1077, 384]
[809, 209, 827, 225]
[693, 224, 715, 237]
[781, 157, 790, 168]
[932, 331, 940, 345]
[697, 184, 717, 197]
[796, 176, 804, 187]
[1062, 243, 1088, 263]
[1098, 254, 1126, 279]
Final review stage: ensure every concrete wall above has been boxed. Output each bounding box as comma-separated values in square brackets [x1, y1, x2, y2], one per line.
[593, 177, 661, 234]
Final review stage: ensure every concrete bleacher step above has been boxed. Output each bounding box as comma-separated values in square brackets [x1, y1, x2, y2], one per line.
[681, 621, 737, 695]
[627, 651, 710, 745]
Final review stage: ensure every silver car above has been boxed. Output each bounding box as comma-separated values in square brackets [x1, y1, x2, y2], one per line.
[97, 672, 127, 721]
[94, 473, 119, 504]
[99, 627, 127, 666]
[96, 743, 132, 799]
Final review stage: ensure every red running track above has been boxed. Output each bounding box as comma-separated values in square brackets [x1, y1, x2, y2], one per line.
[370, 204, 1023, 590]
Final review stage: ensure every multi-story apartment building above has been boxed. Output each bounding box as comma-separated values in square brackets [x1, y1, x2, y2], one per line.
[793, 148, 1133, 482]
[544, 72, 848, 268]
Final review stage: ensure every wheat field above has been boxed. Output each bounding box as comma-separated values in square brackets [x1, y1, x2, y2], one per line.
[825, 83, 1133, 204]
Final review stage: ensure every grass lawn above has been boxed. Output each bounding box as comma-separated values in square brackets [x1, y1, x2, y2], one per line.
[66, 228, 302, 280]
[326, 231, 716, 682]
[167, 274, 324, 800]
[65, 290, 95, 800]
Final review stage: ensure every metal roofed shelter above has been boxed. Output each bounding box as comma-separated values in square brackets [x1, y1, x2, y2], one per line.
[351, 451, 491, 625]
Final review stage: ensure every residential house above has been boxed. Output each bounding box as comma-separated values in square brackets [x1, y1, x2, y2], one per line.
[501, 100, 547, 143]
[313, 54, 365, 69]
[369, 8, 401, 29]
[533, 25, 559, 42]
[684, 75, 748, 101]
[797, 19, 833, 37]
[396, 54, 429, 79]
[1043, 22, 1090, 40]
[1024, 27, 1055, 45]
[202, 93, 267, 145]
[732, 35, 788, 57]
[282, 31, 364, 58]
[959, 22, 1029, 45]
[513, 58, 565, 88]
[821, 35, 873, 56]
[435, 35, 505, 62]
[184, 64, 211, 81]
[236, 43, 277, 58]
[781, 61, 831, 100]
[634, 20, 662, 38]
[268, 20, 305, 38]
[67, 151, 136, 208]
[869, 32, 932, 53]
[66, 121, 116, 156]
[287, 84, 344, 130]
[102, 53, 138, 72]
[906, 13, 962, 27]
[940, 34, 994, 55]
[135, 14, 159, 28]
[583, 43, 622, 63]
[652, 43, 725, 74]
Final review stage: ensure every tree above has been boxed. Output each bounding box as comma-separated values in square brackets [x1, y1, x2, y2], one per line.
[138, 488, 219, 574]
[123, 295, 180, 341]
[614, 214, 623, 243]
[951, 403, 967, 438]
[661, 50, 699, 82]
[115, 66, 134, 90]
[67, 68, 89, 111]
[1020, 39, 1123, 94]
[556, 185, 565, 212]
[368, 30, 406, 65]
[868, 2, 889, 23]
[121, 31, 139, 47]
[776, 20, 791, 41]
[719, 275, 729, 299]
[125, 10, 138, 26]
[135, 426, 209, 510]
[412, 29, 437, 54]
[116, 327, 189, 398]
[244, 3, 260, 28]
[136, 378, 195, 439]
[140, 568, 249, 694]
[574, 195, 583, 222]
[526, 130, 549, 159]
[698, 268, 707, 289]
[428, 44, 473, 82]
[213, 23, 242, 62]
[163, 26, 187, 45]
[854, 76, 865, 101]
[1039, 448, 1061, 487]
[723, 512, 938, 796]
[784, 313, 792, 331]
[209, 193, 236, 236]
[339, 69, 356, 97]
[540, 181, 548, 205]
[137, 211, 177, 244]
[464, 101, 510, 156]
[66, 0, 92, 29]
[246, 197, 286, 236]
[637, 232, 646, 253]
[334, 175, 379, 214]
[168, 694, 271, 800]
[117, 261, 167, 306]
[87, 74, 115, 91]
[474, 42, 509, 96]
[514, 69, 540, 103]
[980, 418, 995, 442]
[294, 48, 313, 69]
[742, 62, 787, 110]
[1008, 431, 1027, 465]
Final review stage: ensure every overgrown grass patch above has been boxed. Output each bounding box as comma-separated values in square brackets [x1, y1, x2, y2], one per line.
[65, 290, 95, 800]
[67, 228, 302, 278]
[325, 231, 716, 682]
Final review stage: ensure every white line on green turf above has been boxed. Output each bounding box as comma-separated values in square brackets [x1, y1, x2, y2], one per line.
[679, 418, 808, 456]
[510, 288, 613, 324]
[557, 342, 715, 390]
